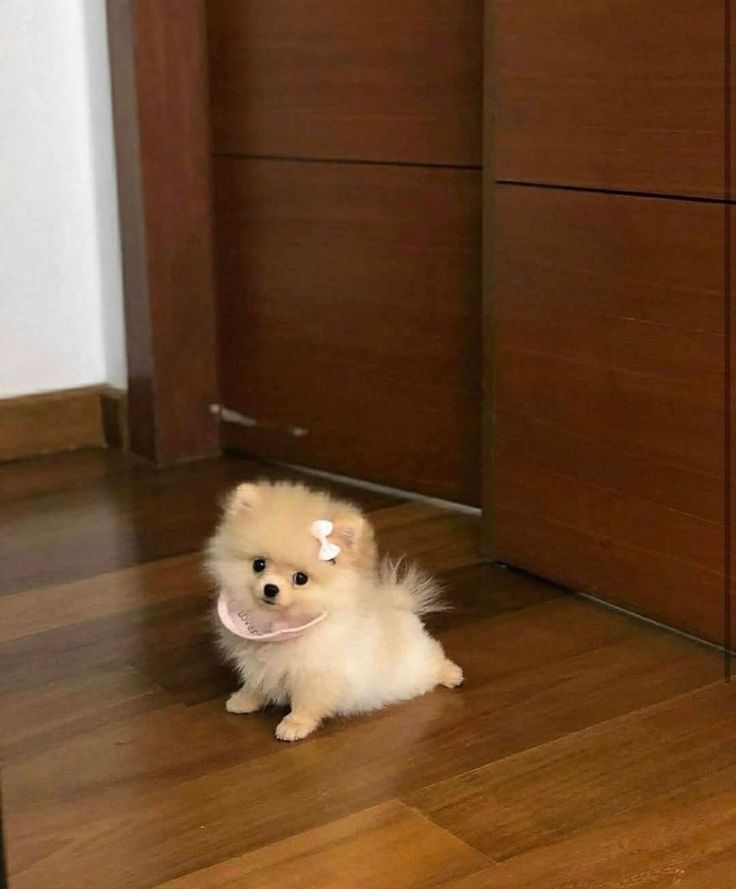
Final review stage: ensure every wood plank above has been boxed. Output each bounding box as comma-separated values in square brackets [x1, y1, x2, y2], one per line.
[0, 449, 132, 504]
[215, 158, 482, 503]
[407, 683, 736, 862]
[0, 454, 397, 596]
[0, 553, 205, 644]
[4, 599, 718, 888]
[723, 208, 736, 664]
[155, 801, 490, 889]
[106, 0, 219, 462]
[0, 666, 169, 763]
[491, 185, 725, 642]
[0, 588, 216, 700]
[424, 562, 561, 633]
[0, 387, 104, 462]
[207, 0, 482, 166]
[437, 725, 736, 887]
[372, 504, 481, 574]
[480, 0, 496, 556]
[495, 0, 725, 197]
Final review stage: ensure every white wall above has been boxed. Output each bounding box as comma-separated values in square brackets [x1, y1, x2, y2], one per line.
[0, 0, 127, 399]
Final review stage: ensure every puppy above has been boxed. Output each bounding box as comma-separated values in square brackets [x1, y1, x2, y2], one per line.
[207, 481, 463, 741]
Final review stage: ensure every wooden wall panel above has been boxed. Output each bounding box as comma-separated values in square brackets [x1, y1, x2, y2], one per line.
[0, 388, 104, 462]
[107, 0, 219, 463]
[493, 186, 725, 642]
[207, 0, 483, 165]
[730, 207, 735, 663]
[215, 158, 481, 503]
[495, 0, 724, 197]
[730, 33, 736, 668]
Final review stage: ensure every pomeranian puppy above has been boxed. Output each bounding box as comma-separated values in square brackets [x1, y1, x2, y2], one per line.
[206, 480, 463, 741]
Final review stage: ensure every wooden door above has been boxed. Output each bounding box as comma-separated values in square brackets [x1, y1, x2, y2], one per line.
[207, 1, 483, 503]
[494, 0, 725, 198]
[488, 0, 730, 643]
[492, 187, 725, 641]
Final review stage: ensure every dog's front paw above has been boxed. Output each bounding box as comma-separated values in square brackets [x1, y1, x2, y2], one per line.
[226, 689, 264, 714]
[275, 713, 318, 742]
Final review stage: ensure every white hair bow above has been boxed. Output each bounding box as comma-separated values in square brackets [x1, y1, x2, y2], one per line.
[311, 519, 341, 561]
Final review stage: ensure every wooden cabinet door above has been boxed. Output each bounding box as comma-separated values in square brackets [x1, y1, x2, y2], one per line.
[495, 0, 725, 197]
[730, 207, 736, 666]
[215, 159, 481, 502]
[208, 0, 482, 166]
[208, 1, 483, 502]
[491, 186, 726, 642]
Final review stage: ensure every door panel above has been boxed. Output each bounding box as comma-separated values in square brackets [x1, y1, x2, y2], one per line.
[495, 0, 724, 197]
[215, 158, 481, 502]
[493, 185, 725, 641]
[207, 0, 482, 165]
[731, 206, 736, 667]
[208, 0, 482, 501]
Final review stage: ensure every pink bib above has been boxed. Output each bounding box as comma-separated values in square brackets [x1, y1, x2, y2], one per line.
[216, 595, 326, 642]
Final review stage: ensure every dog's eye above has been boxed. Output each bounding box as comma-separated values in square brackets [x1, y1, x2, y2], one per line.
[292, 571, 309, 586]
[252, 558, 267, 574]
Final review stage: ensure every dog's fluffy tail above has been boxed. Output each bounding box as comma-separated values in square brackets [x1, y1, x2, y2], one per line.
[378, 556, 447, 617]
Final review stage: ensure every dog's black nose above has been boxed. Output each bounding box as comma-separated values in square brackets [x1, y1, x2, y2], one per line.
[263, 583, 279, 599]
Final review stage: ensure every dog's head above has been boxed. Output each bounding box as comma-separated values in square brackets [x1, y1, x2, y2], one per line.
[207, 481, 376, 616]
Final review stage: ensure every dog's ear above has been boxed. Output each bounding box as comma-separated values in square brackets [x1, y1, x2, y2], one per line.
[224, 482, 260, 517]
[332, 512, 376, 562]
[331, 512, 369, 548]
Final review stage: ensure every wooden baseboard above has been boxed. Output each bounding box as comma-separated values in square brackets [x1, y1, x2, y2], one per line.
[0, 386, 128, 463]
[100, 386, 129, 451]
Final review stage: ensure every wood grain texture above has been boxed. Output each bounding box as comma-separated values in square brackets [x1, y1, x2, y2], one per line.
[480, 0, 496, 555]
[437, 697, 736, 887]
[0, 450, 134, 503]
[156, 801, 490, 888]
[207, 0, 483, 166]
[214, 158, 482, 503]
[0, 452, 396, 596]
[494, 0, 725, 197]
[372, 503, 480, 574]
[107, 0, 219, 463]
[100, 386, 128, 450]
[4, 602, 718, 887]
[492, 185, 725, 642]
[0, 453, 723, 888]
[407, 683, 736, 861]
[0, 553, 205, 646]
[731, 208, 736, 668]
[0, 388, 104, 462]
[0, 665, 169, 763]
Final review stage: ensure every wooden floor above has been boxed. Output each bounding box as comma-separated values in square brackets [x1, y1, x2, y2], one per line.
[1, 451, 734, 888]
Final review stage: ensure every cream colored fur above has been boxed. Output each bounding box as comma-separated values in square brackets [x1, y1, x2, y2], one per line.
[206, 481, 463, 741]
